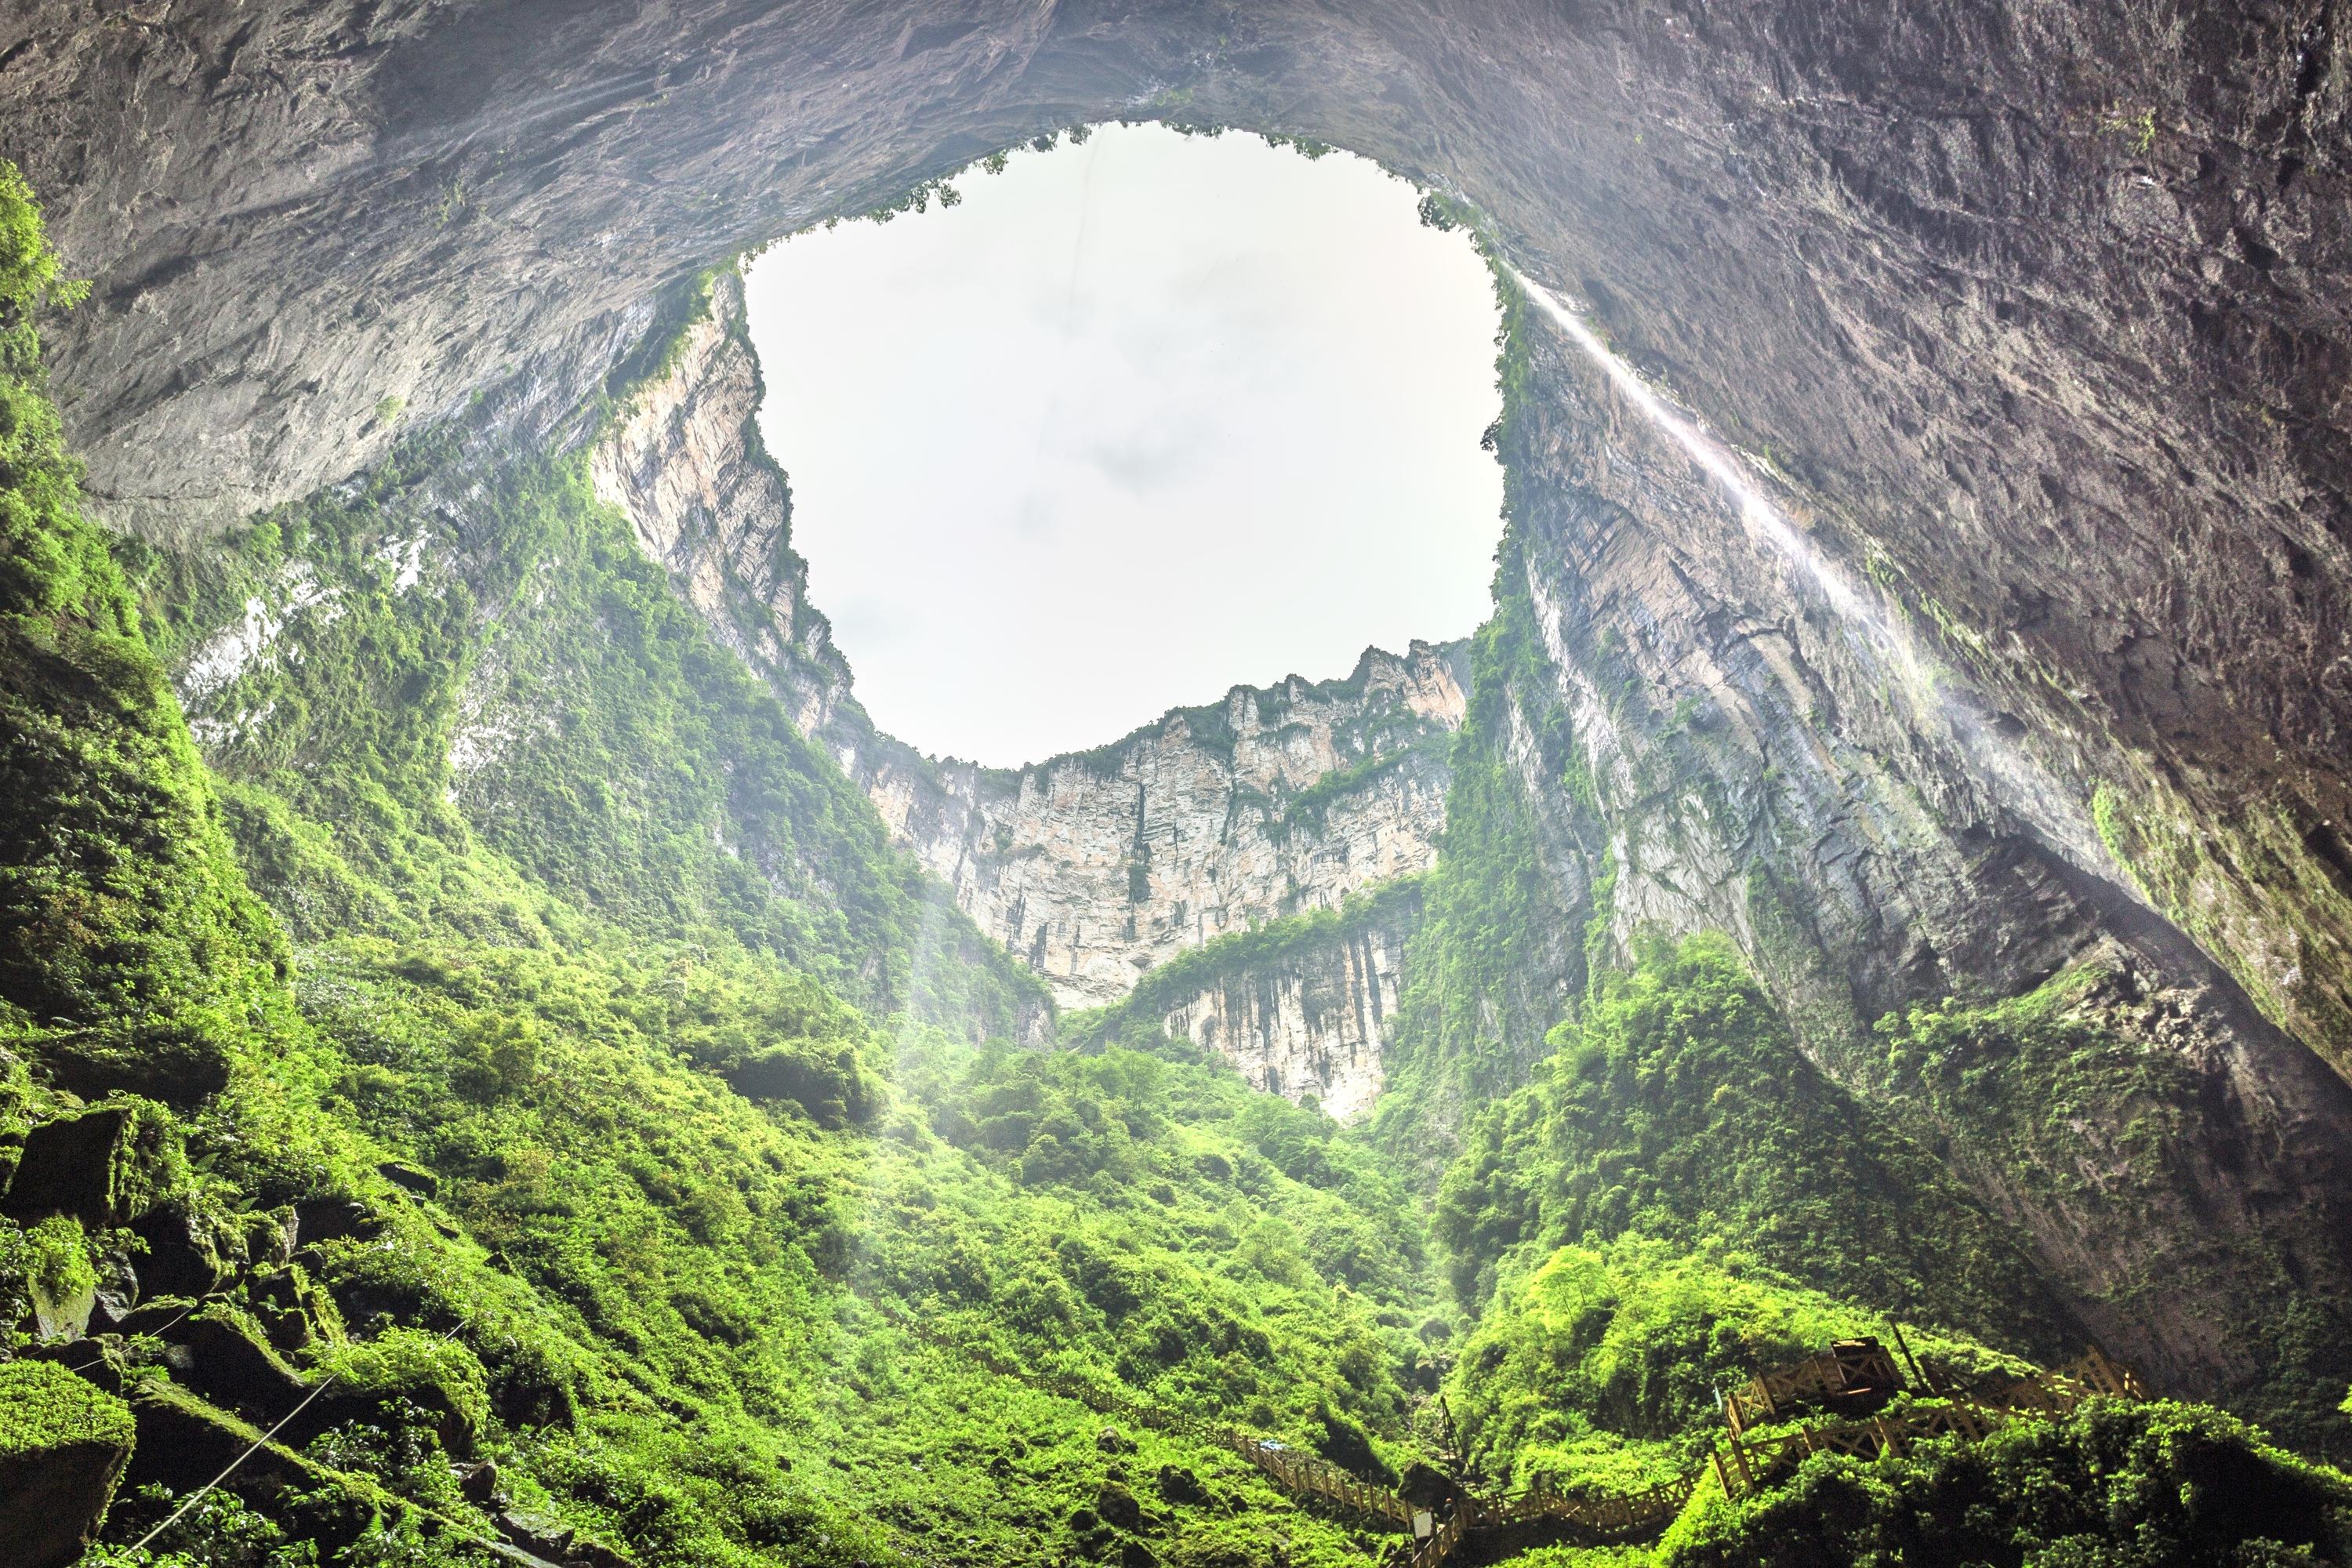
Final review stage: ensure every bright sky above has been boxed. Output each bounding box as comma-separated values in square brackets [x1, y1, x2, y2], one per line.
[744, 122, 1504, 768]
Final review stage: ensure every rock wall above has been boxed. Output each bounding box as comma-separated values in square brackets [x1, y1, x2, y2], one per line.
[13, 0, 2346, 1090]
[859, 653, 1461, 1010]
[587, 271, 856, 743]
[1156, 927, 1403, 1124]
[586, 270, 1466, 1013]
[1119, 883, 1425, 1125]
[1472, 292, 2352, 1410]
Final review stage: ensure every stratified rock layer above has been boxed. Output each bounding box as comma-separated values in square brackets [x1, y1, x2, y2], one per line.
[1088, 881, 1428, 1123]
[1158, 924, 1404, 1123]
[861, 655, 1460, 1010]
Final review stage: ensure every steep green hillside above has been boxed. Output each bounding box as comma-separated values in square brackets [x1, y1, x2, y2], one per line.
[0, 168, 1441, 1568]
[125, 414, 1040, 1038]
[5, 165, 2348, 1568]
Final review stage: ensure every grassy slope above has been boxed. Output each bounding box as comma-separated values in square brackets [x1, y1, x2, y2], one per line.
[0, 167, 1445, 1567]
[4, 164, 2347, 1568]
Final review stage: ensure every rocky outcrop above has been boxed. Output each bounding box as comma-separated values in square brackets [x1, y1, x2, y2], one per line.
[859, 649, 1461, 1009]
[586, 270, 1467, 1013]
[2, 1102, 183, 1231]
[588, 272, 855, 744]
[0, 1361, 136, 1568]
[1473, 291, 2352, 1415]
[1096, 881, 1425, 1123]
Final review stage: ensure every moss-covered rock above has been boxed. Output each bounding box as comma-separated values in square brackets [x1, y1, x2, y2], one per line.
[13, 1213, 98, 1339]
[0, 1098, 187, 1229]
[314, 1323, 491, 1453]
[1661, 1399, 2352, 1568]
[0, 1358, 136, 1568]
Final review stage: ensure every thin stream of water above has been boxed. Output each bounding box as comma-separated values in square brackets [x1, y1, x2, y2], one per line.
[1501, 264, 2104, 868]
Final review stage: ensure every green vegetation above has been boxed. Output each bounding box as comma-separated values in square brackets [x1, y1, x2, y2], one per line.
[0, 161, 1431, 1568]
[5, 156, 2349, 1568]
[0, 159, 292, 1102]
[1661, 1399, 2352, 1567]
[131, 409, 1041, 1037]
[2091, 777, 2352, 1074]
[0, 1358, 134, 1455]
[1434, 935, 2069, 1352]
[1446, 1238, 2028, 1497]
[1265, 728, 1451, 845]
[1870, 963, 2352, 1446]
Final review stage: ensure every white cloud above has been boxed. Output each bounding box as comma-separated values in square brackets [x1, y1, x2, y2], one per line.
[744, 122, 1503, 768]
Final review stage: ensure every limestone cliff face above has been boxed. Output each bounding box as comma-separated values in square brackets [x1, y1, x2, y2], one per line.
[858, 652, 1461, 1010]
[1463, 307, 2352, 1407]
[1156, 924, 1404, 1123]
[587, 272, 855, 744]
[584, 273, 1465, 1015]
[1090, 881, 1427, 1124]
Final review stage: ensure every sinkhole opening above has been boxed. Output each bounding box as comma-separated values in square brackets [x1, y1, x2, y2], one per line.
[743, 122, 1505, 768]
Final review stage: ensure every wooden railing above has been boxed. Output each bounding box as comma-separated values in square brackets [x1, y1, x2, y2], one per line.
[1491, 1470, 1701, 1536]
[869, 1296, 2148, 1568]
[1710, 1345, 2152, 1501]
[1406, 1503, 1474, 1568]
[1724, 1338, 1906, 1435]
[1212, 1429, 1420, 1529]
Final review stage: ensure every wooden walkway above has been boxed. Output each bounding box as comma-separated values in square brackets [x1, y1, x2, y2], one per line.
[1244, 1341, 2151, 1567]
[1709, 1346, 2150, 1501]
[866, 1298, 2149, 1568]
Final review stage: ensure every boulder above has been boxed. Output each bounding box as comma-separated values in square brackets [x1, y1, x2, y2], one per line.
[122, 1385, 288, 1497]
[128, 1203, 240, 1298]
[2, 1103, 181, 1229]
[0, 1359, 136, 1568]
[175, 1307, 311, 1425]
[89, 1254, 140, 1334]
[42, 1018, 232, 1106]
[1155, 1465, 1208, 1505]
[1397, 1461, 1463, 1510]
[21, 1336, 127, 1396]
[114, 1297, 201, 1338]
[292, 1196, 379, 1247]
[1094, 1479, 1144, 1530]
[245, 1262, 340, 1354]
[499, 1507, 577, 1556]
[245, 1207, 298, 1267]
[24, 1229, 96, 1342]
[455, 1458, 503, 1504]
[378, 1160, 438, 1199]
